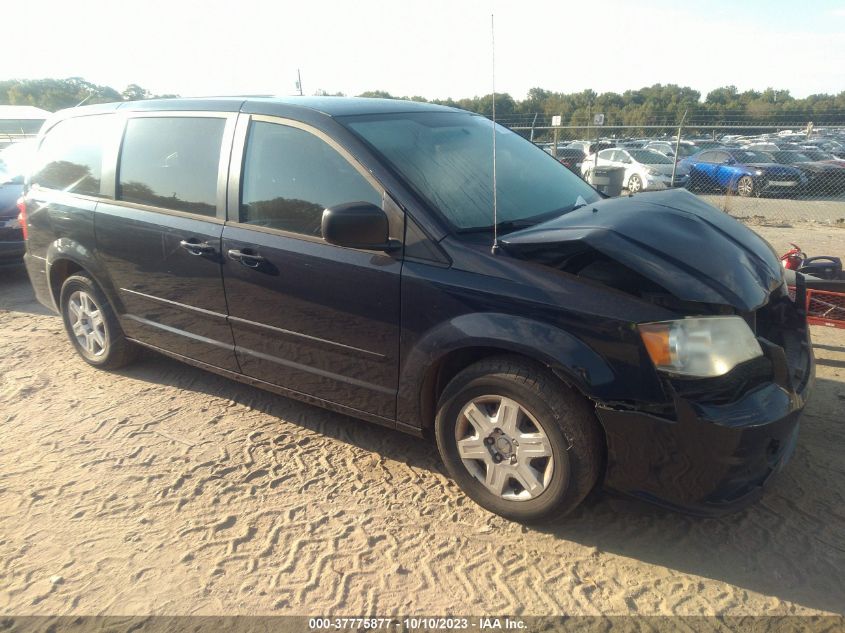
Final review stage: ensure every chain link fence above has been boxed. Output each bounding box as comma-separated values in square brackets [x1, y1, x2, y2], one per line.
[502, 117, 845, 226]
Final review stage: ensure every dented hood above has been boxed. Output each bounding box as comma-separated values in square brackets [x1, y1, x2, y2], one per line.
[499, 190, 783, 312]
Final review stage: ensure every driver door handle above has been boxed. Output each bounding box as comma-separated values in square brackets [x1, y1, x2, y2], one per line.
[179, 239, 215, 255]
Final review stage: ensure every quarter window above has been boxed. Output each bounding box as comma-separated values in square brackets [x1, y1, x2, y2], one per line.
[240, 121, 381, 236]
[117, 117, 225, 217]
[32, 115, 108, 195]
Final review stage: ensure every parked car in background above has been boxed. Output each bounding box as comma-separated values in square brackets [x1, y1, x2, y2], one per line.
[554, 148, 586, 174]
[566, 140, 614, 156]
[766, 150, 845, 194]
[19, 97, 813, 522]
[799, 148, 845, 167]
[582, 148, 689, 192]
[0, 140, 35, 266]
[743, 142, 781, 152]
[689, 140, 727, 151]
[680, 148, 806, 197]
[616, 140, 648, 149]
[644, 140, 698, 159]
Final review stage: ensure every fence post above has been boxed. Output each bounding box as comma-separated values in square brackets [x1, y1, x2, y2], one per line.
[671, 108, 688, 187]
[529, 113, 537, 143]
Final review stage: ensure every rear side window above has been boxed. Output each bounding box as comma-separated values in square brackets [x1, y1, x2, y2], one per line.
[240, 121, 381, 236]
[117, 117, 225, 217]
[32, 115, 108, 195]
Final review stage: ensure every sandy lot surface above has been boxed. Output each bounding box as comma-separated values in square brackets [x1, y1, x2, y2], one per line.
[1, 223, 844, 617]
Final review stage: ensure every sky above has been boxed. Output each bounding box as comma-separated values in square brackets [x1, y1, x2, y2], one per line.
[2, 0, 844, 101]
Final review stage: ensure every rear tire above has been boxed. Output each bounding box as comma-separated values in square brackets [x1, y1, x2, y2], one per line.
[434, 356, 603, 523]
[60, 273, 138, 370]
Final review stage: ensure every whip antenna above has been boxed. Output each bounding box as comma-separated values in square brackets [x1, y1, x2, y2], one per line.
[491, 12, 499, 254]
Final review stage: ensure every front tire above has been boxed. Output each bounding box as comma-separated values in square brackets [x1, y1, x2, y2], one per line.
[60, 273, 138, 369]
[736, 175, 755, 197]
[435, 357, 603, 523]
[627, 173, 643, 193]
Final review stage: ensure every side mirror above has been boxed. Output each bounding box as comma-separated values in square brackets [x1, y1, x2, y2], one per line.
[321, 202, 398, 252]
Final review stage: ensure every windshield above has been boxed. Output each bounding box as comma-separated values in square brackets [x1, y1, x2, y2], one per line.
[342, 112, 600, 231]
[628, 149, 673, 164]
[803, 150, 833, 161]
[771, 152, 810, 164]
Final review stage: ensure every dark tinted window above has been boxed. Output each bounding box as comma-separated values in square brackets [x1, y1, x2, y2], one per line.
[240, 121, 381, 236]
[118, 117, 225, 216]
[557, 149, 584, 159]
[32, 115, 108, 195]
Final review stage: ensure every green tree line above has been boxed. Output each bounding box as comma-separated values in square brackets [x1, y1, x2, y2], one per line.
[0, 78, 178, 111]
[3, 78, 843, 128]
[360, 84, 845, 127]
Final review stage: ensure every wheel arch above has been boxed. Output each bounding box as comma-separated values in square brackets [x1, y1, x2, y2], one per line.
[45, 240, 122, 313]
[396, 313, 617, 433]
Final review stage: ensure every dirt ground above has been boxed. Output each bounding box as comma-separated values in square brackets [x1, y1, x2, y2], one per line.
[1, 222, 844, 617]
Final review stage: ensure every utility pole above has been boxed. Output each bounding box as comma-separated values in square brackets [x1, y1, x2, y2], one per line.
[529, 113, 538, 143]
[671, 108, 688, 187]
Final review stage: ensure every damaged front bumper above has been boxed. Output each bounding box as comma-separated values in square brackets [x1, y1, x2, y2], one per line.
[596, 280, 815, 516]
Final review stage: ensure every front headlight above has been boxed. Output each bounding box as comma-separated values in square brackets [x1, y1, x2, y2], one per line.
[646, 167, 660, 176]
[638, 316, 763, 378]
[755, 170, 764, 176]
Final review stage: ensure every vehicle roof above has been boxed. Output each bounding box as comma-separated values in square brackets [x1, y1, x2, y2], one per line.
[56, 96, 461, 118]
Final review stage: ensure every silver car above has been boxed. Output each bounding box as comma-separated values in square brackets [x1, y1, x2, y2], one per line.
[582, 148, 689, 192]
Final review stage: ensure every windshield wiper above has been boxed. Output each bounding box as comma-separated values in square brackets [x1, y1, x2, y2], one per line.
[457, 218, 541, 235]
[456, 201, 588, 235]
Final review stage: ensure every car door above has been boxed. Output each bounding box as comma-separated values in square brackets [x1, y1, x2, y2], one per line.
[94, 112, 239, 371]
[712, 151, 741, 189]
[693, 151, 720, 190]
[610, 150, 635, 182]
[221, 116, 403, 421]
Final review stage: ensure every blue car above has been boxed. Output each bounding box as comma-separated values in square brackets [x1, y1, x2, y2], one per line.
[680, 148, 806, 197]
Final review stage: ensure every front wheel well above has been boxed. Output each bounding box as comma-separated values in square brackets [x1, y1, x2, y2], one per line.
[49, 259, 85, 307]
[420, 347, 591, 432]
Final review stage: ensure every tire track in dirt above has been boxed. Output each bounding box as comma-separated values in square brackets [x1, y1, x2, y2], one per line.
[1, 235, 844, 616]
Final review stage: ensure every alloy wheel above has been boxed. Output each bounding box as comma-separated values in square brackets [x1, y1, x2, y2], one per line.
[628, 174, 642, 192]
[737, 175, 755, 197]
[454, 395, 555, 501]
[67, 290, 108, 358]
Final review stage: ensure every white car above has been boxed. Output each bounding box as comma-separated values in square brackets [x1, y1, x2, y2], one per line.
[581, 148, 689, 192]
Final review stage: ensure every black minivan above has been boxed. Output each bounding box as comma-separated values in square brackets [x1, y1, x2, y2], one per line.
[21, 97, 813, 522]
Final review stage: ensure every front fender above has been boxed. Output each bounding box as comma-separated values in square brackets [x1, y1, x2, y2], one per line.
[396, 312, 617, 430]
